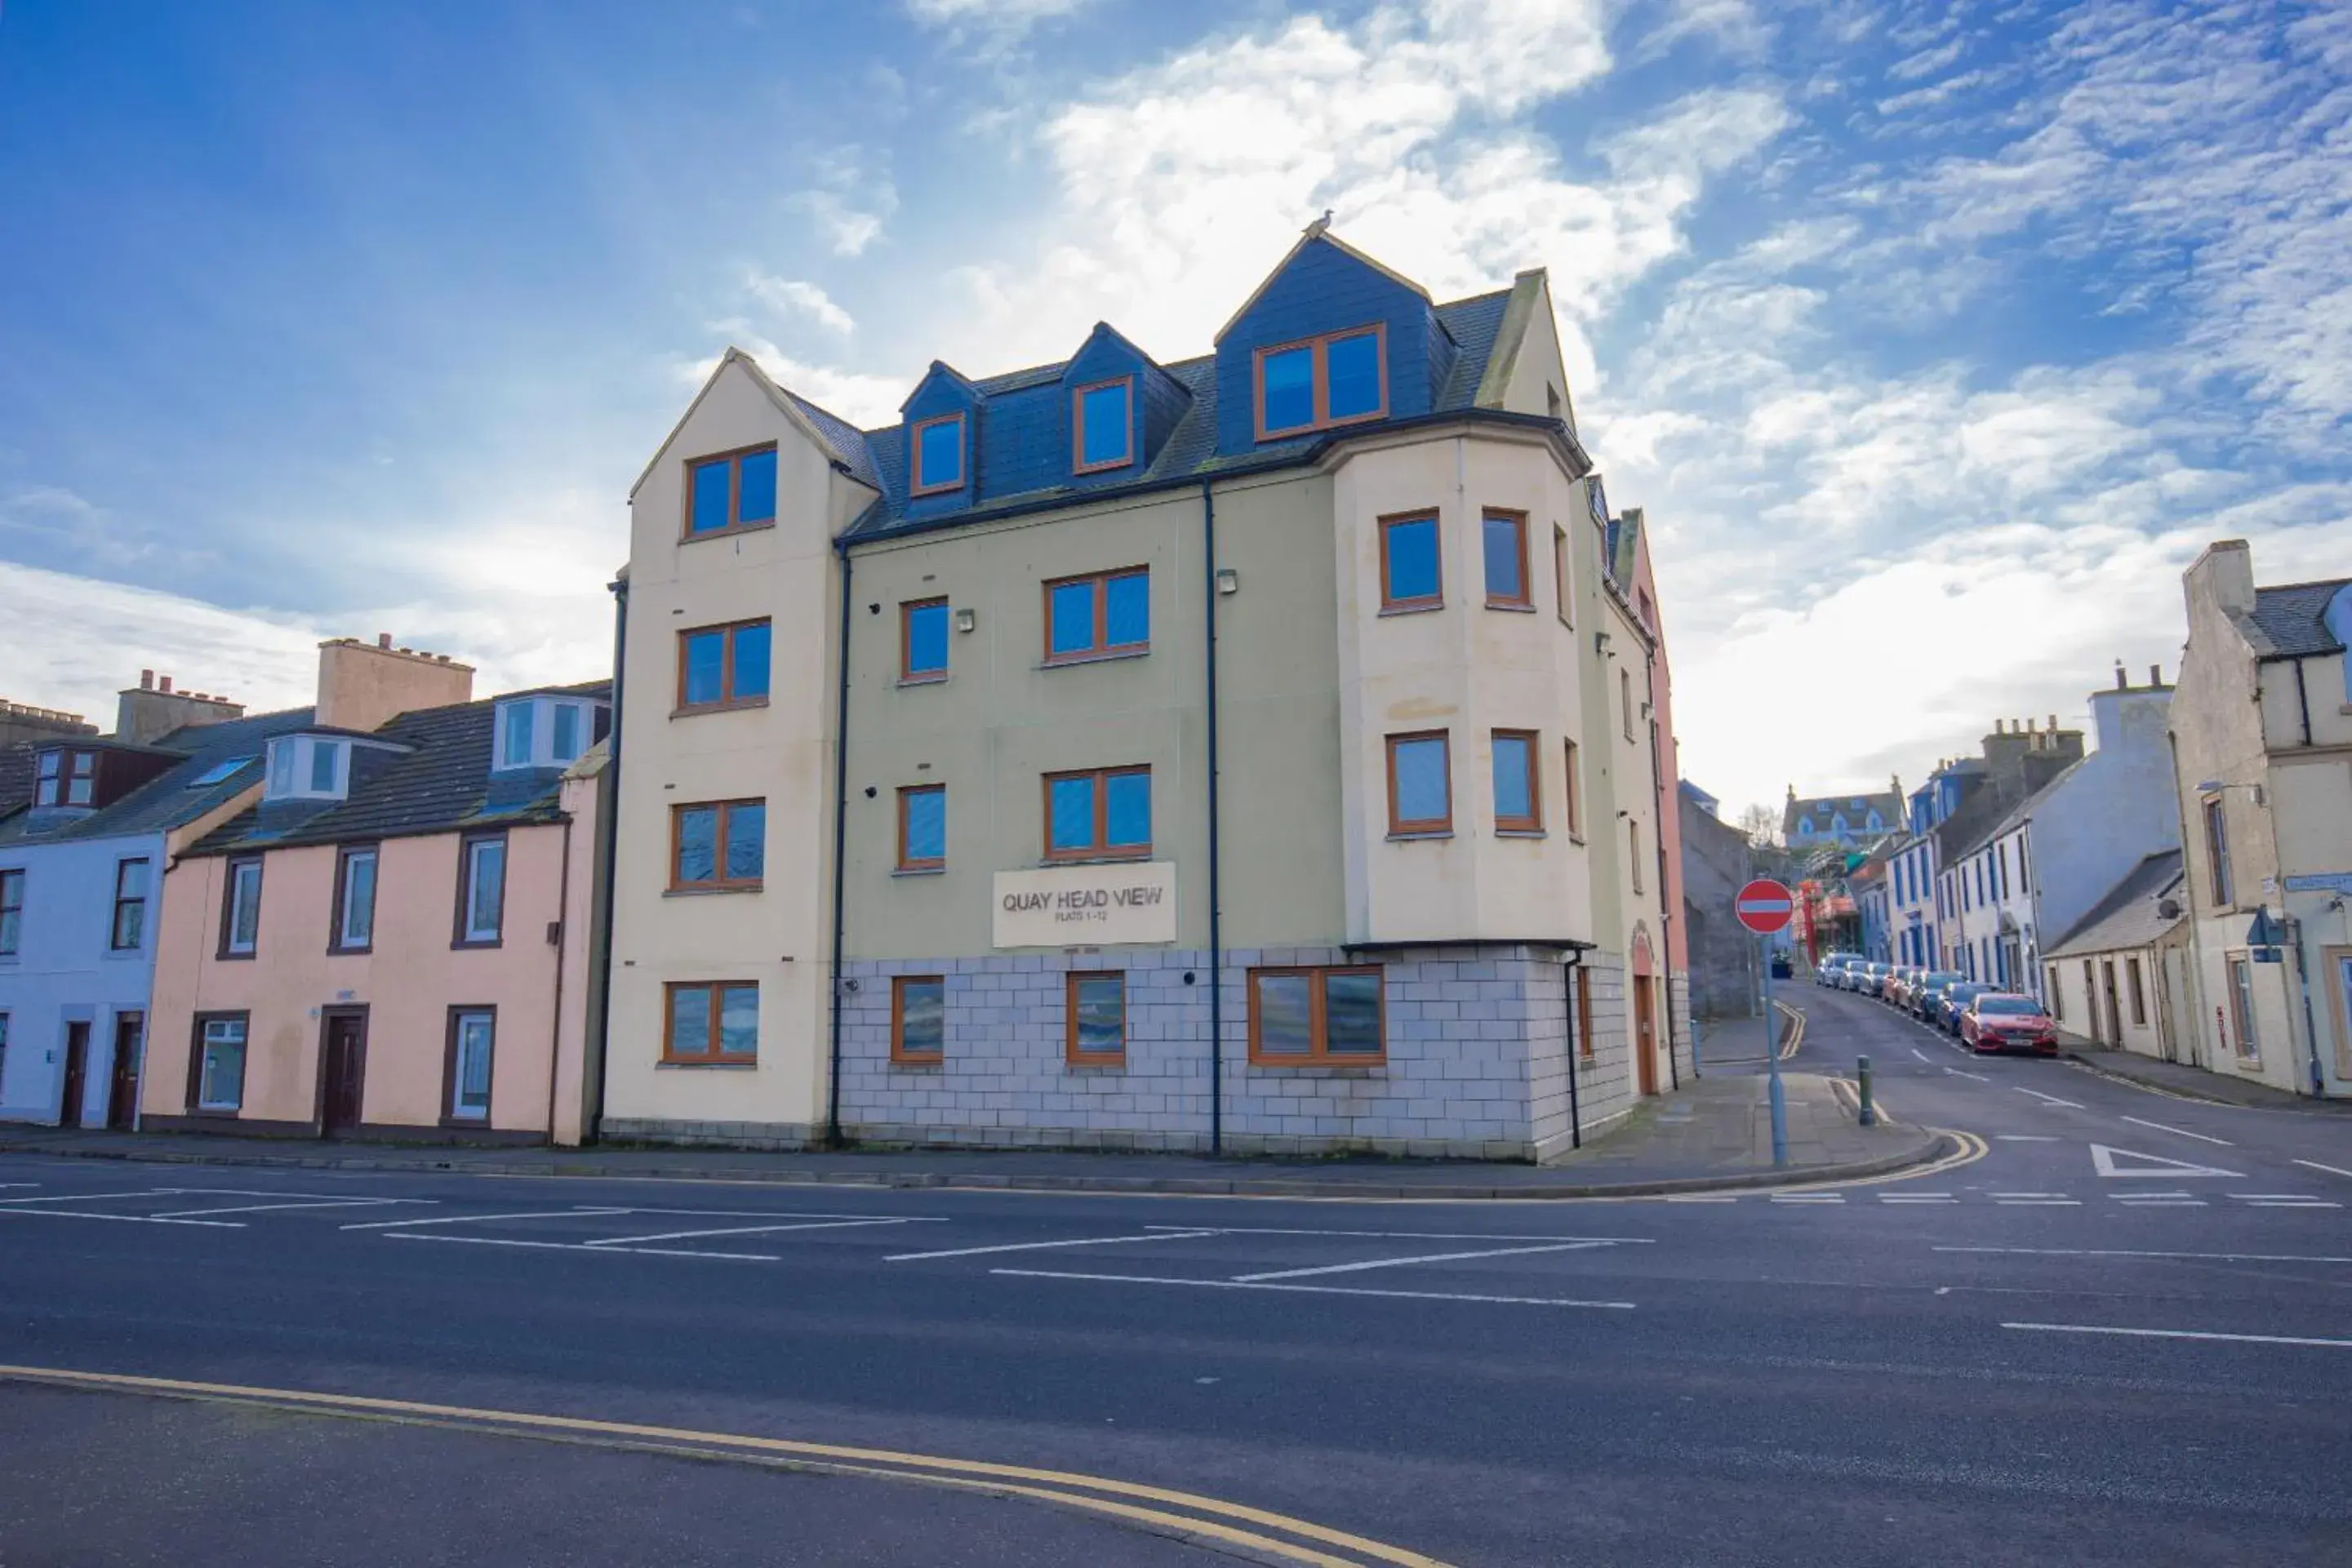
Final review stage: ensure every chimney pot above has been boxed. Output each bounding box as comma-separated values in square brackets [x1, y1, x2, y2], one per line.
[378, 633, 393, 650]
[2150, 663, 2162, 686]
[2115, 661, 2127, 690]
[1994, 718, 2004, 734]
[140, 669, 154, 691]
[158, 675, 172, 694]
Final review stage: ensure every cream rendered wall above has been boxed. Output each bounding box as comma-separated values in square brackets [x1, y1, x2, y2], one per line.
[602, 357, 873, 1136]
[1330, 429, 1593, 947]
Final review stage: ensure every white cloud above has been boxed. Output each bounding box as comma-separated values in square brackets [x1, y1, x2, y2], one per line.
[794, 189, 891, 259]
[906, 0, 1089, 29]
[745, 271, 854, 335]
[676, 332, 909, 429]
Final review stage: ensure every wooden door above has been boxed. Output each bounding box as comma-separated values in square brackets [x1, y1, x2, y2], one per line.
[2100, 960, 2121, 1045]
[106, 1014, 143, 1130]
[320, 1011, 368, 1136]
[58, 1022, 90, 1128]
[1634, 978, 1659, 1095]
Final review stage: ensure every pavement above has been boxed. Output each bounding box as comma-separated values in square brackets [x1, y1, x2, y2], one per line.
[0, 1004, 1945, 1199]
[4, 988, 2349, 1564]
[2062, 1037, 2352, 1112]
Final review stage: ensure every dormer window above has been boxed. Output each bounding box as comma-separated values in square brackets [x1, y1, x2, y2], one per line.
[493, 695, 608, 772]
[911, 413, 966, 495]
[685, 443, 778, 539]
[265, 736, 349, 802]
[33, 749, 95, 807]
[1254, 325, 1385, 440]
[1073, 378, 1133, 473]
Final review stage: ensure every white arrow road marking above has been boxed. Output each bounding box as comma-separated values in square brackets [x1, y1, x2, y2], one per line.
[2015, 1086, 2087, 1109]
[2091, 1144, 2243, 1179]
[2004, 1322, 2352, 1350]
[1231, 1241, 1614, 1283]
[2119, 1116, 2233, 1147]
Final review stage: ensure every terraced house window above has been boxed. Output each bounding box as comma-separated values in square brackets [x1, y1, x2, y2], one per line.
[665, 981, 759, 1064]
[898, 785, 946, 872]
[110, 858, 149, 952]
[1385, 731, 1451, 837]
[2203, 798, 2233, 907]
[193, 1015, 247, 1112]
[685, 443, 778, 538]
[901, 598, 949, 682]
[1065, 972, 1126, 1066]
[673, 801, 765, 891]
[1248, 966, 1384, 1065]
[892, 976, 945, 1064]
[1044, 766, 1150, 860]
[1378, 513, 1441, 611]
[1563, 740, 1582, 838]
[1554, 526, 1572, 626]
[1255, 325, 1385, 439]
[0, 868, 22, 956]
[456, 833, 505, 947]
[2228, 956, 2259, 1057]
[1483, 511, 1529, 607]
[33, 751, 59, 806]
[447, 1010, 495, 1122]
[332, 846, 377, 953]
[1045, 568, 1149, 662]
[221, 857, 263, 957]
[1492, 731, 1540, 833]
[678, 620, 771, 712]
[911, 413, 966, 495]
[1072, 377, 1133, 473]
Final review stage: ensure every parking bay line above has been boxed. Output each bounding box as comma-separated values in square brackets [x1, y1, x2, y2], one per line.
[1232, 1240, 1616, 1283]
[149, 1198, 424, 1219]
[994, 1268, 1637, 1310]
[342, 1208, 635, 1231]
[0, 1207, 245, 1228]
[0, 1191, 189, 1207]
[887, 1230, 1218, 1263]
[1937, 1245, 2352, 1264]
[2014, 1087, 2087, 1109]
[386, 1233, 783, 1263]
[2118, 1116, 2232, 1147]
[2294, 1159, 2352, 1180]
[1141, 1224, 1655, 1245]
[2004, 1321, 2352, 1351]
[588, 1218, 929, 1248]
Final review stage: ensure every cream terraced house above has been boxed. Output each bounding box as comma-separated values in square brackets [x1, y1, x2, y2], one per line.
[600, 225, 1687, 1159]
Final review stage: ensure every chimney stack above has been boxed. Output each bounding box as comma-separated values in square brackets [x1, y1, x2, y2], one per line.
[2150, 663, 2163, 686]
[139, 669, 154, 691]
[117, 670, 246, 744]
[314, 636, 475, 732]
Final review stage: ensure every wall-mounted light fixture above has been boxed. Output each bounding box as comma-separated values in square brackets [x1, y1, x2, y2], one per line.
[1216, 567, 1239, 596]
[954, 607, 976, 633]
[1595, 631, 1613, 658]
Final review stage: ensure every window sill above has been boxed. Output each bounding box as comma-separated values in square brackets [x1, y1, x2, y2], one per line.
[189, 1108, 244, 1118]
[892, 866, 946, 877]
[327, 945, 373, 957]
[103, 947, 145, 961]
[909, 480, 966, 500]
[898, 673, 949, 688]
[678, 519, 776, 545]
[216, 951, 258, 962]
[1377, 602, 1443, 618]
[451, 939, 504, 952]
[1485, 600, 1536, 613]
[1494, 827, 1546, 839]
[664, 884, 763, 898]
[1074, 457, 1134, 477]
[890, 1057, 945, 1070]
[1247, 1060, 1387, 1073]
[672, 699, 771, 719]
[1040, 851, 1153, 867]
[1385, 829, 1453, 842]
[1066, 1056, 1127, 1070]
[658, 1058, 760, 1069]
[1040, 646, 1150, 671]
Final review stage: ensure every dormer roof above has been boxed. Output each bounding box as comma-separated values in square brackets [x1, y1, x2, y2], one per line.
[628, 348, 879, 502]
[1213, 224, 1433, 344]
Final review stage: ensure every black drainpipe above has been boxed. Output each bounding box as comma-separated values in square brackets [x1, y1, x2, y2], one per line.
[2293, 658, 2313, 747]
[825, 542, 855, 1149]
[588, 572, 629, 1143]
[1563, 950, 1584, 1149]
[1645, 646, 1681, 1088]
[1202, 480, 1224, 1156]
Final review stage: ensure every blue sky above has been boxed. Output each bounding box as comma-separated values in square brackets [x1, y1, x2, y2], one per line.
[2, 0, 2346, 820]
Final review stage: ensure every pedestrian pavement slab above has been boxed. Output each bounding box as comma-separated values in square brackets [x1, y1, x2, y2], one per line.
[2062, 1042, 2352, 1113]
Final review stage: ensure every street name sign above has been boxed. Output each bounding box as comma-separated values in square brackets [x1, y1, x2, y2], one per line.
[1735, 878, 1795, 935]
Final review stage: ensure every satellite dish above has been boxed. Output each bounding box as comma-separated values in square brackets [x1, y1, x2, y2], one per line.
[2156, 897, 2181, 920]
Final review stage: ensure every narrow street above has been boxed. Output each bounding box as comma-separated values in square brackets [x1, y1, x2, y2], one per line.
[2, 986, 2345, 1566]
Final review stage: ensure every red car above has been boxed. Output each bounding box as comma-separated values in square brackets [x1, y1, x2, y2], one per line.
[1960, 993, 2060, 1055]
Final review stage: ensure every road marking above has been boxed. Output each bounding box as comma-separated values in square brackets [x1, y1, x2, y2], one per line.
[0, 1191, 180, 1206]
[887, 1231, 1216, 1263]
[1937, 1245, 2352, 1264]
[1768, 1194, 1845, 1204]
[2232, 1195, 2341, 1208]
[1945, 1068, 1990, 1082]
[1910, 1047, 1932, 1063]
[2118, 1117, 2233, 1147]
[0, 1184, 39, 1189]
[1231, 1240, 1613, 1283]
[1995, 1199, 2081, 1206]
[386, 1233, 784, 1262]
[0, 1208, 245, 1228]
[2003, 1322, 2352, 1350]
[1994, 1135, 2060, 1142]
[2090, 1144, 2242, 1179]
[1662, 1195, 1739, 1203]
[147, 1198, 420, 1219]
[587, 1218, 923, 1248]
[1140, 1225, 1652, 1244]
[2014, 1087, 2086, 1109]
[0, 1364, 1449, 1568]
[2294, 1159, 2352, 1180]
[994, 1268, 1636, 1311]
[340, 1207, 634, 1231]
[1878, 1194, 1955, 1204]
[155, 1187, 426, 1202]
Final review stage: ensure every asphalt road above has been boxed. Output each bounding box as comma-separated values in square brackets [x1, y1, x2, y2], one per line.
[2, 984, 2348, 1566]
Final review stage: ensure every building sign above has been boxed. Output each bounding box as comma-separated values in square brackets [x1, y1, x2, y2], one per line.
[994, 861, 1177, 948]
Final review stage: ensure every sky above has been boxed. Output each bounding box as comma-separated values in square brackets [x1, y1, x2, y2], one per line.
[2, 0, 2346, 824]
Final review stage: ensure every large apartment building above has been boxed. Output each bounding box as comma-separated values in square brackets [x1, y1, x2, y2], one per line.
[600, 225, 1686, 1159]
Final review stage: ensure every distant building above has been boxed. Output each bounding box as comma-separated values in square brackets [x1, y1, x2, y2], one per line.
[1678, 780, 1755, 1021]
[1783, 784, 1901, 849]
[2043, 850, 2189, 1061]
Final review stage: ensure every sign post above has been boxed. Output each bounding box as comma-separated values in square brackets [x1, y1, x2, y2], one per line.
[1736, 877, 1796, 1167]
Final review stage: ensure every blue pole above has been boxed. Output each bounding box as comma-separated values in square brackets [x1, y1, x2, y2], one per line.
[1763, 935, 1788, 1166]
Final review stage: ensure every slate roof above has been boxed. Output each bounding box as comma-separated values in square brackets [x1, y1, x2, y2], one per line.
[840, 287, 1524, 543]
[1784, 790, 1901, 837]
[0, 744, 33, 818]
[785, 390, 882, 491]
[2045, 851, 2185, 958]
[2243, 579, 2350, 660]
[186, 682, 609, 856]
[0, 706, 319, 847]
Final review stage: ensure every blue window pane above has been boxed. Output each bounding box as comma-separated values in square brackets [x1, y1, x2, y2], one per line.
[899, 979, 943, 1054]
[690, 460, 731, 534]
[736, 448, 776, 523]
[905, 602, 949, 675]
[917, 416, 963, 489]
[1385, 517, 1438, 602]
[1492, 736, 1532, 822]
[1260, 345, 1313, 433]
[731, 623, 771, 700]
[725, 803, 765, 882]
[1483, 516, 1524, 601]
[683, 632, 725, 705]
[669, 985, 710, 1054]
[1105, 572, 1149, 648]
[1078, 382, 1130, 468]
[1326, 332, 1381, 420]
[1050, 580, 1096, 656]
[676, 806, 717, 883]
[1255, 974, 1312, 1055]
[1073, 975, 1124, 1055]
[1323, 971, 1382, 1054]
[309, 740, 338, 793]
[502, 701, 534, 766]
[1105, 772, 1150, 849]
[551, 703, 580, 762]
[719, 984, 759, 1055]
[1049, 775, 1096, 852]
[1393, 737, 1449, 826]
[905, 788, 945, 862]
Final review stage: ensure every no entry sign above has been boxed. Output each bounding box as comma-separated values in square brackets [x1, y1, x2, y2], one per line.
[1735, 878, 1795, 935]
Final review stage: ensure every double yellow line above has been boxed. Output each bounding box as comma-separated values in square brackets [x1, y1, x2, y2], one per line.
[0, 1364, 1452, 1567]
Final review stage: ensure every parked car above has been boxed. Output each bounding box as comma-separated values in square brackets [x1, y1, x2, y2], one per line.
[1960, 993, 2060, 1055]
[1911, 971, 1965, 1018]
[1770, 951, 1793, 979]
[1886, 967, 1922, 1008]
[1816, 953, 1855, 986]
[1936, 981, 1992, 1033]
[1856, 962, 1892, 997]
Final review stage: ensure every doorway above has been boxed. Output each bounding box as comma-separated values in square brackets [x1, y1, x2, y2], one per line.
[2100, 960, 2122, 1046]
[1633, 978, 1659, 1096]
[106, 1014, 143, 1130]
[319, 1008, 369, 1136]
[58, 1022, 90, 1128]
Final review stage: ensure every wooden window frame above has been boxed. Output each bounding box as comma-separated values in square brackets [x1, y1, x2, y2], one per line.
[0, 868, 20, 957]
[1482, 509, 1532, 609]
[1553, 525, 1572, 627]
[453, 831, 508, 949]
[680, 442, 780, 542]
[1251, 323, 1388, 442]
[897, 784, 947, 872]
[2203, 797, 2234, 908]
[670, 801, 765, 892]
[186, 1011, 250, 1116]
[442, 1006, 497, 1126]
[1070, 375, 1136, 474]
[1491, 730, 1542, 834]
[219, 855, 264, 960]
[1065, 971, 1127, 1067]
[909, 412, 967, 496]
[2225, 953, 2259, 1058]
[1574, 967, 1595, 1060]
[1042, 567, 1150, 664]
[900, 597, 950, 685]
[891, 975, 946, 1064]
[1630, 820, 1644, 893]
[1563, 738, 1582, 840]
[1041, 766, 1152, 862]
[1246, 965, 1386, 1066]
[1384, 731, 1452, 838]
[65, 750, 96, 806]
[105, 857, 148, 953]
[327, 844, 379, 954]
[1621, 669, 1635, 741]
[662, 980, 760, 1065]
[1377, 511, 1442, 613]
[674, 619, 772, 714]
[2126, 955, 2148, 1027]
[33, 751, 59, 807]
